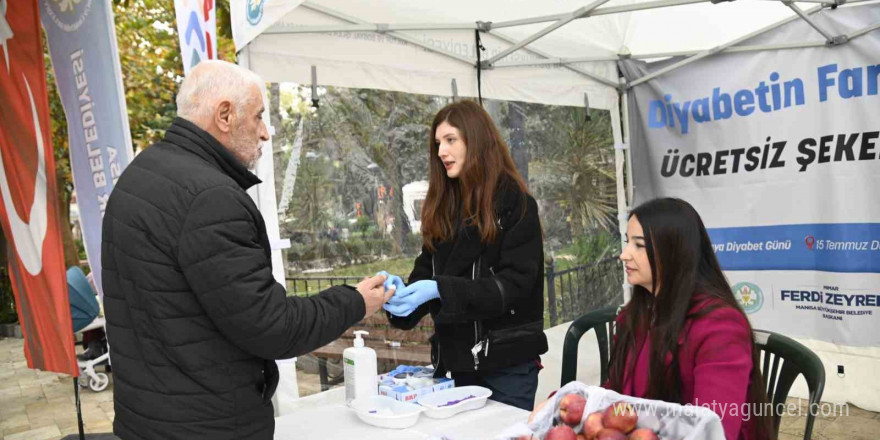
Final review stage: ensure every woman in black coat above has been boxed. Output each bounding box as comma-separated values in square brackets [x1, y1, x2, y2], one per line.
[381, 100, 547, 411]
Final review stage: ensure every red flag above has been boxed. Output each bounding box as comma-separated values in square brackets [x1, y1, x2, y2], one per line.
[0, 0, 77, 375]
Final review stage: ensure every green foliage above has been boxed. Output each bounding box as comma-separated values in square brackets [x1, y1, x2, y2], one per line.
[573, 231, 618, 265]
[291, 154, 334, 238]
[326, 257, 418, 279]
[286, 237, 394, 266]
[354, 216, 375, 237]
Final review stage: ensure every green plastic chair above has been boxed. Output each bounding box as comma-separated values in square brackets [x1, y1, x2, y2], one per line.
[754, 329, 826, 440]
[560, 305, 619, 387]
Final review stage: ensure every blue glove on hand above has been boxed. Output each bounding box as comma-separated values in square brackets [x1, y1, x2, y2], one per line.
[375, 271, 405, 292]
[383, 280, 440, 317]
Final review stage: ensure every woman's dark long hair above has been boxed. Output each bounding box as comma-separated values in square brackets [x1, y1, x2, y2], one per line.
[420, 100, 528, 251]
[608, 198, 774, 440]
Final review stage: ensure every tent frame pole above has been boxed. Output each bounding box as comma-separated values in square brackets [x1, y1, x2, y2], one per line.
[262, 23, 477, 34]
[487, 31, 619, 87]
[262, 0, 875, 39]
[627, 5, 823, 88]
[785, 1, 838, 41]
[483, 0, 610, 67]
[491, 0, 713, 29]
[615, 79, 633, 304]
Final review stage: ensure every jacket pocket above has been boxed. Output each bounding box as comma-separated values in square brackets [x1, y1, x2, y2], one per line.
[488, 320, 544, 347]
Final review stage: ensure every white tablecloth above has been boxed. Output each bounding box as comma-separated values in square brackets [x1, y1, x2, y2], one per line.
[274, 388, 530, 440]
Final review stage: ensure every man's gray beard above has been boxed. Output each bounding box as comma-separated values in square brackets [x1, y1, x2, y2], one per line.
[230, 130, 259, 170]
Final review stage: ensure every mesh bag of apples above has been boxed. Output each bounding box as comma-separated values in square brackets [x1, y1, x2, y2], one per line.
[496, 382, 725, 440]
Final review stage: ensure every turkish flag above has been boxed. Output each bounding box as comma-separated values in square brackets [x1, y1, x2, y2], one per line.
[0, 0, 77, 375]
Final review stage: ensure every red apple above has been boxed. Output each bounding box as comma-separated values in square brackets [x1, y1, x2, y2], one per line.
[595, 428, 628, 440]
[602, 402, 638, 434]
[558, 394, 587, 426]
[545, 425, 578, 440]
[627, 428, 660, 440]
[583, 411, 605, 439]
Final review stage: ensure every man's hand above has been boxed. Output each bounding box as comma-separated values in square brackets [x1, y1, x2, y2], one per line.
[356, 274, 395, 318]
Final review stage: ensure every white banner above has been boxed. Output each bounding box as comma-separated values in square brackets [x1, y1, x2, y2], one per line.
[625, 5, 880, 347]
[174, 0, 218, 74]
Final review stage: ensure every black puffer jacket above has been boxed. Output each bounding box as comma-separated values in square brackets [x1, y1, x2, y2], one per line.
[102, 118, 365, 440]
[388, 182, 548, 373]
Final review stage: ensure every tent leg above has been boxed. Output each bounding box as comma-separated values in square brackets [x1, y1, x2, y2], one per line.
[74, 377, 85, 440]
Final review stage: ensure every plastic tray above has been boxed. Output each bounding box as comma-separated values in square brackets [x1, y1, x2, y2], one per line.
[349, 395, 426, 429]
[416, 385, 493, 419]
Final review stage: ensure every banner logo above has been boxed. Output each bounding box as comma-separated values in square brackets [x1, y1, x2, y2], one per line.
[805, 235, 816, 250]
[246, 0, 264, 25]
[42, 0, 92, 32]
[733, 281, 764, 314]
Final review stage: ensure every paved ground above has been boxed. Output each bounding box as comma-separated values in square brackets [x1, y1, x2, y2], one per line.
[2, 337, 878, 440]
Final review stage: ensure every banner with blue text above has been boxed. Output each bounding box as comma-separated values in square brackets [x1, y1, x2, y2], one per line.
[41, 0, 133, 297]
[625, 5, 880, 346]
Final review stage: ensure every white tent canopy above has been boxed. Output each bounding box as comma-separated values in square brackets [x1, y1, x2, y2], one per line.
[232, 0, 880, 411]
[231, 0, 877, 109]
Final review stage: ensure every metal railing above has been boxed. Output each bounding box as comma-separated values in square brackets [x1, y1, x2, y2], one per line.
[286, 257, 624, 327]
[286, 276, 364, 297]
[545, 257, 623, 326]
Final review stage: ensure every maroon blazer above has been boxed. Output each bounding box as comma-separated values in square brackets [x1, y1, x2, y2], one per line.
[609, 299, 757, 440]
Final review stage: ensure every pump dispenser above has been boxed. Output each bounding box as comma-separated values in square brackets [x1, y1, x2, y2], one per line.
[343, 330, 378, 403]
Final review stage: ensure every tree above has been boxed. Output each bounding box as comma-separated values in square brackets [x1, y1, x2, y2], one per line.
[285, 88, 440, 255]
[526, 106, 617, 237]
[326, 89, 440, 254]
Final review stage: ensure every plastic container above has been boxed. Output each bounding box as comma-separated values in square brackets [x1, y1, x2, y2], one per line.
[416, 385, 493, 419]
[343, 330, 378, 403]
[349, 395, 426, 429]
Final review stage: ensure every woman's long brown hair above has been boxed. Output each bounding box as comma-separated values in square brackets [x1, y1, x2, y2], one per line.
[608, 198, 774, 440]
[421, 100, 528, 251]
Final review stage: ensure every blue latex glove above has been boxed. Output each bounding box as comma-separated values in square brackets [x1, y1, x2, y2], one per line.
[383, 280, 440, 317]
[376, 271, 405, 292]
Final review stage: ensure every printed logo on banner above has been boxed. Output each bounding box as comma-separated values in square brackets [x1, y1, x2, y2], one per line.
[733, 282, 764, 314]
[42, 0, 93, 32]
[805, 235, 816, 250]
[246, 0, 264, 25]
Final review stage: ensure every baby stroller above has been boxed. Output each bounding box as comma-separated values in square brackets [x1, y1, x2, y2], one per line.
[68, 266, 111, 392]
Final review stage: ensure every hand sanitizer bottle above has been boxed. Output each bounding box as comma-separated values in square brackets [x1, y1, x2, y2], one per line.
[343, 330, 377, 403]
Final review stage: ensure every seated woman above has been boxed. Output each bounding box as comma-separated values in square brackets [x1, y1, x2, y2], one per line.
[612, 197, 774, 439]
[537, 198, 774, 440]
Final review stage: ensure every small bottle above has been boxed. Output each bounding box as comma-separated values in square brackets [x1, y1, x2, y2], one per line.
[343, 330, 378, 403]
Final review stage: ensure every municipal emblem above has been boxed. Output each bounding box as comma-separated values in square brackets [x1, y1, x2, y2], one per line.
[246, 0, 265, 25]
[43, 0, 93, 33]
[733, 282, 764, 314]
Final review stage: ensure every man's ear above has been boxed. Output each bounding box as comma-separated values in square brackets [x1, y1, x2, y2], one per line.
[214, 100, 234, 133]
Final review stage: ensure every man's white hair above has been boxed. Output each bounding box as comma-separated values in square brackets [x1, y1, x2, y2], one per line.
[176, 60, 264, 121]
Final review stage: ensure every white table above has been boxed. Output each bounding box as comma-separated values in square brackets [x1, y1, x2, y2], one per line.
[274, 388, 530, 440]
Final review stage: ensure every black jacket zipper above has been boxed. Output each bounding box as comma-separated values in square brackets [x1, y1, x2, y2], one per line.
[472, 256, 483, 371]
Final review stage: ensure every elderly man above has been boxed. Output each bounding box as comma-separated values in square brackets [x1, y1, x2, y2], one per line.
[102, 60, 392, 439]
